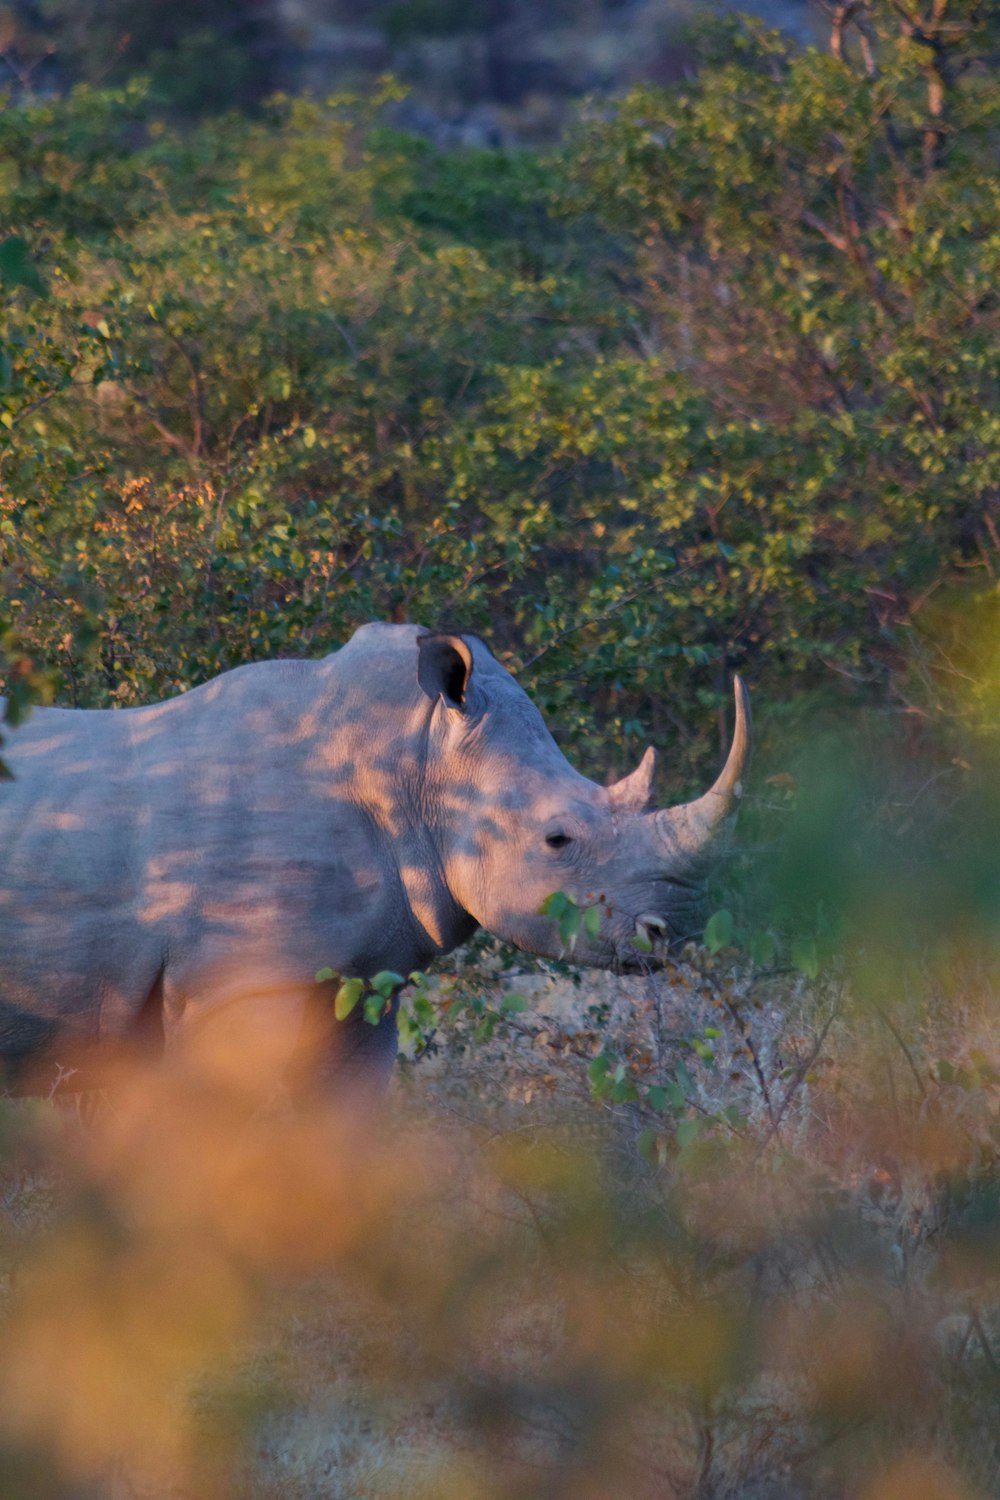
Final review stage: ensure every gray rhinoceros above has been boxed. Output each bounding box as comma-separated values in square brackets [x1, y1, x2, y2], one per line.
[0, 623, 749, 1088]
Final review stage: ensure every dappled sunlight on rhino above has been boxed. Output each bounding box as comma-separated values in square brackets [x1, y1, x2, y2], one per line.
[0, 623, 750, 1090]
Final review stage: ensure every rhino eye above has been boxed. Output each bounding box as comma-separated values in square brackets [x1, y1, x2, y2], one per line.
[546, 832, 573, 850]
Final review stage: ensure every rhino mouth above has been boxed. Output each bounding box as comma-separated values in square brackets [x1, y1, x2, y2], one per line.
[606, 898, 708, 972]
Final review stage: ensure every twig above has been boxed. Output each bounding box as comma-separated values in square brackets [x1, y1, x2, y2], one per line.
[758, 994, 840, 1152]
[723, 992, 777, 1130]
[874, 1004, 927, 1100]
[968, 1305, 1000, 1377]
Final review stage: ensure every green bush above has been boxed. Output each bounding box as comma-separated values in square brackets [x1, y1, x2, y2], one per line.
[0, 1, 997, 829]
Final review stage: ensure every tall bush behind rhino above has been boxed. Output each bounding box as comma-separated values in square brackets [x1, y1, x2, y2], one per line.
[0, 0, 996, 794]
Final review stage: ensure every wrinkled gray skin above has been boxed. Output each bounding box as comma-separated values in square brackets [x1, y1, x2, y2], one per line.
[0, 623, 750, 1090]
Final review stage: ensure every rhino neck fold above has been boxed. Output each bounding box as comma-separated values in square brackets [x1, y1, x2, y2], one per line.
[396, 843, 477, 960]
[351, 702, 477, 964]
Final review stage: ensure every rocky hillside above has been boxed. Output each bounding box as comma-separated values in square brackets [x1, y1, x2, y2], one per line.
[9, 0, 821, 135]
[275, 0, 821, 141]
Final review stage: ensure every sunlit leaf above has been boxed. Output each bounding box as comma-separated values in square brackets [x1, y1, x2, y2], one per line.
[334, 977, 364, 1020]
[371, 970, 405, 997]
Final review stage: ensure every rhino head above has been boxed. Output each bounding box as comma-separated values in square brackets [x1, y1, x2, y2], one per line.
[415, 632, 751, 970]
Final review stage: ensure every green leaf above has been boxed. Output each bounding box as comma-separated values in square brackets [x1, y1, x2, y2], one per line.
[588, 1053, 612, 1085]
[371, 969, 405, 997]
[749, 930, 777, 966]
[791, 935, 819, 980]
[666, 1079, 686, 1110]
[704, 909, 734, 954]
[397, 1008, 418, 1048]
[363, 994, 385, 1025]
[559, 906, 581, 947]
[334, 977, 364, 1020]
[315, 967, 337, 984]
[647, 1084, 667, 1112]
[414, 993, 436, 1026]
[675, 1060, 695, 1095]
[0, 236, 46, 299]
[583, 904, 601, 940]
[501, 991, 528, 1013]
[539, 890, 571, 918]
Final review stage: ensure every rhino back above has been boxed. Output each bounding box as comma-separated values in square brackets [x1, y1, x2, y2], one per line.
[123, 658, 421, 984]
[0, 643, 448, 1057]
[0, 699, 148, 1052]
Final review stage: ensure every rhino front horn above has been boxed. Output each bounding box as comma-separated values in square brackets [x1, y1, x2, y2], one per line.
[654, 676, 752, 874]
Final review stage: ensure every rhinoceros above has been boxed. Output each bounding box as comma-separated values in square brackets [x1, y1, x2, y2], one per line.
[0, 623, 749, 1089]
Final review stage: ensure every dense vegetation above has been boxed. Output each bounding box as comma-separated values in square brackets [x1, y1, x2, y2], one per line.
[1, 1, 996, 762]
[2, 3, 1000, 1496]
[3, 0, 999, 952]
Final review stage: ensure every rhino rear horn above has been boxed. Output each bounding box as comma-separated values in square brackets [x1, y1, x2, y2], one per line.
[654, 676, 752, 873]
[608, 745, 657, 812]
[417, 633, 474, 710]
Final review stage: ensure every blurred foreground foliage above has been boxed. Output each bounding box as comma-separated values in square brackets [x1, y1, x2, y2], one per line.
[2, 3, 1000, 1495]
[1, 956, 1000, 1500]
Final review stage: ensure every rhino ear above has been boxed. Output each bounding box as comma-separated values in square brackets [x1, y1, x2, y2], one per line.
[608, 746, 658, 812]
[416, 633, 474, 710]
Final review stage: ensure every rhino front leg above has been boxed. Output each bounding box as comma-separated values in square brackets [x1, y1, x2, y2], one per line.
[160, 964, 399, 1103]
[316, 996, 400, 1095]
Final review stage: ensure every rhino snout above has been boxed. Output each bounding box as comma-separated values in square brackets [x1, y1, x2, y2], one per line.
[630, 899, 705, 954]
[614, 911, 671, 970]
